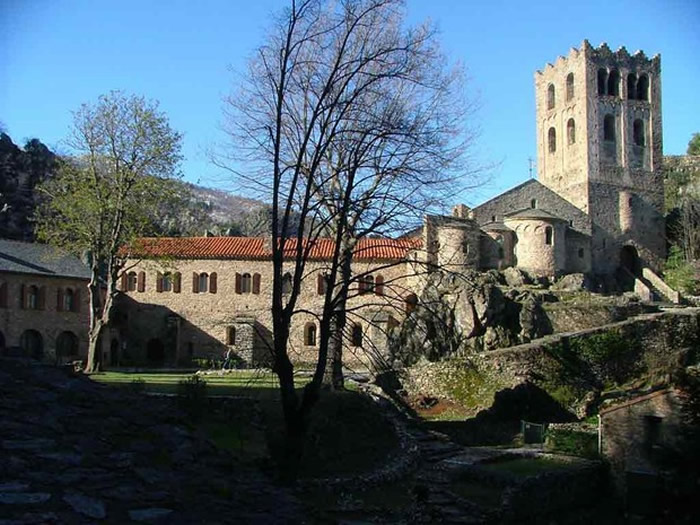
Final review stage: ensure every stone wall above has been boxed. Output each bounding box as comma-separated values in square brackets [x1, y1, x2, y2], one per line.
[0, 272, 89, 362]
[471, 180, 592, 235]
[503, 217, 567, 276]
[119, 256, 414, 368]
[600, 389, 684, 491]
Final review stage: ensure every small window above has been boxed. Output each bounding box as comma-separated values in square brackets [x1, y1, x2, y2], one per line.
[317, 273, 328, 296]
[241, 273, 252, 294]
[282, 272, 292, 294]
[127, 272, 137, 292]
[530, 199, 537, 209]
[304, 323, 317, 346]
[608, 69, 620, 97]
[627, 73, 637, 100]
[162, 273, 172, 292]
[566, 73, 574, 101]
[405, 293, 418, 314]
[363, 275, 374, 294]
[0, 282, 7, 309]
[633, 119, 645, 147]
[637, 74, 649, 101]
[198, 273, 209, 293]
[578, 248, 584, 258]
[64, 288, 74, 311]
[226, 326, 236, 345]
[548, 127, 556, 153]
[547, 83, 555, 110]
[374, 275, 384, 296]
[603, 114, 615, 142]
[567, 118, 575, 145]
[351, 324, 363, 347]
[27, 285, 39, 310]
[491, 215, 496, 222]
[544, 226, 553, 245]
[597, 68, 608, 95]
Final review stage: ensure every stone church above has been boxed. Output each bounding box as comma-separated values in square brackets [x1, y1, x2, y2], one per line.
[112, 41, 674, 368]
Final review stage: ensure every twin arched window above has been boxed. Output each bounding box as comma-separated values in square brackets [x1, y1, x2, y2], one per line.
[627, 73, 649, 101]
[57, 287, 80, 312]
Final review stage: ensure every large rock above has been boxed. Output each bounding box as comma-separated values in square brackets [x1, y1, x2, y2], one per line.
[502, 267, 532, 287]
[552, 273, 594, 292]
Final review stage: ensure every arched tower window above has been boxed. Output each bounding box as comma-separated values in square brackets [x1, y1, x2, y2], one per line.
[567, 118, 576, 145]
[633, 119, 645, 147]
[603, 114, 615, 142]
[64, 288, 75, 311]
[548, 127, 556, 153]
[637, 74, 649, 101]
[544, 226, 553, 245]
[627, 73, 637, 100]
[597, 68, 608, 95]
[547, 84, 555, 109]
[304, 323, 317, 346]
[566, 73, 574, 101]
[608, 69, 620, 97]
[530, 199, 537, 209]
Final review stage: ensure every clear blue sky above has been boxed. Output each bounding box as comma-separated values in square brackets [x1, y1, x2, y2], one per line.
[2, 0, 698, 205]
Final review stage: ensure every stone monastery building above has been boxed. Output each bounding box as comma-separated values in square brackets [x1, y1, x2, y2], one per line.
[113, 41, 669, 368]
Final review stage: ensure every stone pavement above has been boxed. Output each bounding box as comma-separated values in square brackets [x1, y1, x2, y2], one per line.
[0, 358, 303, 524]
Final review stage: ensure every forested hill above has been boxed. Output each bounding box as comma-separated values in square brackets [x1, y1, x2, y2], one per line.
[0, 133, 267, 241]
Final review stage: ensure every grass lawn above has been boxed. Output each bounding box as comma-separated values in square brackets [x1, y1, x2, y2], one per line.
[90, 370, 308, 398]
[481, 456, 578, 477]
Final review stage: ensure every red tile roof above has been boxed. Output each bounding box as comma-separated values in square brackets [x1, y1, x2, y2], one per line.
[125, 236, 421, 261]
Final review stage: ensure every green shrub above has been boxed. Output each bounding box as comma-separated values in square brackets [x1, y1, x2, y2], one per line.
[177, 375, 208, 421]
[545, 428, 598, 459]
[665, 245, 699, 295]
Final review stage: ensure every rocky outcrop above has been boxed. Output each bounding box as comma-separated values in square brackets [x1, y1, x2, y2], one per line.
[390, 271, 554, 366]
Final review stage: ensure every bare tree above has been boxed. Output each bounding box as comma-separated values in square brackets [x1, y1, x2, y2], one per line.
[36, 92, 182, 372]
[219, 0, 477, 479]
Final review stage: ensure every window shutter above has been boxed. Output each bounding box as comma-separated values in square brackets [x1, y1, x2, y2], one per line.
[252, 273, 261, 294]
[156, 272, 163, 293]
[235, 273, 242, 294]
[375, 275, 384, 296]
[137, 271, 146, 292]
[57, 288, 64, 311]
[74, 288, 81, 313]
[209, 272, 218, 294]
[0, 282, 7, 308]
[192, 272, 199, 293]
[20, 284, 26, 309]
[120, 272, 128, 291]
[174, 272, 181, 293]
[38, 286, 46, 310]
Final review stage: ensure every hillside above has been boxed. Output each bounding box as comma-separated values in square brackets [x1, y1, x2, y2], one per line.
[0, 132, 268, 240]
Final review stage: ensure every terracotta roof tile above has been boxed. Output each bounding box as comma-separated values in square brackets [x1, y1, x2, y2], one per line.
[126, 236, 421, 261]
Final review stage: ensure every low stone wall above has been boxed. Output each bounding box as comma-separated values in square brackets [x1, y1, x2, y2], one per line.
[484, 308, 700, 387]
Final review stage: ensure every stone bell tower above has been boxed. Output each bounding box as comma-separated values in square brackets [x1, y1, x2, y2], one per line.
[535, 40, 664, 274]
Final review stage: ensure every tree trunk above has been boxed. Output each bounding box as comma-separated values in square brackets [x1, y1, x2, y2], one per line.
[84, 270, 103, 373]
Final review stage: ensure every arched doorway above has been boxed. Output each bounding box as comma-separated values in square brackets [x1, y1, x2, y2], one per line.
[146, 338, 165, 366]
[620, 245, 640, 275]
[56, 331, 79, 362]
[110, 338, 120, 367]
[20, 330, 43, 360]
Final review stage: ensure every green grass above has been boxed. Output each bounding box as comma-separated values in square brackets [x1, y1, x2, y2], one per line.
[482, 456, 577, 477]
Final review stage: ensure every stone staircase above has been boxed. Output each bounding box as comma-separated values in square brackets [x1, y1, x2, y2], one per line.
[622, 266, 681, 304]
